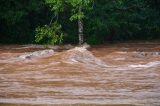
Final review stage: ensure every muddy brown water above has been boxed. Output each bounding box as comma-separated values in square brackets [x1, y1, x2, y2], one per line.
[0, 42, 160, 106]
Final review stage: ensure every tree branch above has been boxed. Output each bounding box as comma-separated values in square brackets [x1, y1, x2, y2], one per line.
[49, 14, 59, 26]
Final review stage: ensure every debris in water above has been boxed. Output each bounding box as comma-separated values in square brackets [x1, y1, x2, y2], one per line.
[18, 49, 54, 59]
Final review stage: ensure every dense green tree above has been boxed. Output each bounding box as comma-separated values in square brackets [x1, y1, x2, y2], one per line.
[0, 0, 48, 43]
[84, 0, 160, 44]
[36, 0, 93, 45]
[0, 0, 159, 44]
[67, 0, 94, 44]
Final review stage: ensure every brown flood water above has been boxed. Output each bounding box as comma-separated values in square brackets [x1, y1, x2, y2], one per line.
[0, 42, 160, 106]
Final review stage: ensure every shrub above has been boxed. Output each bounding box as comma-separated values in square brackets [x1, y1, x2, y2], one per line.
[35, 22, 63, 45]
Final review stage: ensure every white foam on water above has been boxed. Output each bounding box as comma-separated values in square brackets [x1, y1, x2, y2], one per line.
[18, 49, 54, 59]
[129, 61, 160, 68]
[63, 47, 108, 68]
[0, 49, 55, 63]
[0, 97, 160, 106]
[0, 97, 157, 105]
[105, 61, 160, 71]
[114, 58, 126, 61]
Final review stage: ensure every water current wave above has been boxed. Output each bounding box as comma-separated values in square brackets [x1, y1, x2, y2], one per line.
[1, 46, 160, 70]
[0, 49, 54, 63]
[62, 47, 108, 68]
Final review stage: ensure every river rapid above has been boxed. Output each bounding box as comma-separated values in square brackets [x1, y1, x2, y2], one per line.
[0, 42, 160, 106]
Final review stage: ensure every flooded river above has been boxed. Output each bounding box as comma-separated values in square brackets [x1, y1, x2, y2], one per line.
[0, 42, 160, 106]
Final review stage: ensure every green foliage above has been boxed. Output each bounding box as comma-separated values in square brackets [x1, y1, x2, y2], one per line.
[67, 0, 93, 21]
[0, 0, 43, 24]
[85, 0, 160, 43]
[0, 0, 160, 44]
[45, 0, 64, 15]
[44, 0, 93, 21]
[0, 0, 47, 43]
[35, 22, 63, 44]
[41, 0, 93, 44]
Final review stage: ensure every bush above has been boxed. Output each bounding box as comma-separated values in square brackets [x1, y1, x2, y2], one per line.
[35, 22, 64, 45]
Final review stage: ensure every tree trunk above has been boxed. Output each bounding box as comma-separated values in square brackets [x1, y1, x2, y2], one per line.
[78, 7, 84, 45]
[78, 19, 84, 45]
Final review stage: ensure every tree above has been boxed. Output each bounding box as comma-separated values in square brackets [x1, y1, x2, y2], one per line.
[67, 0, 94, 44]
[0, 0, 159, 44]
[84, 0, 160, 44]
[43, 0, 93, 45]
[35, 0, 64, 45]
[0, 0, 46, 43]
